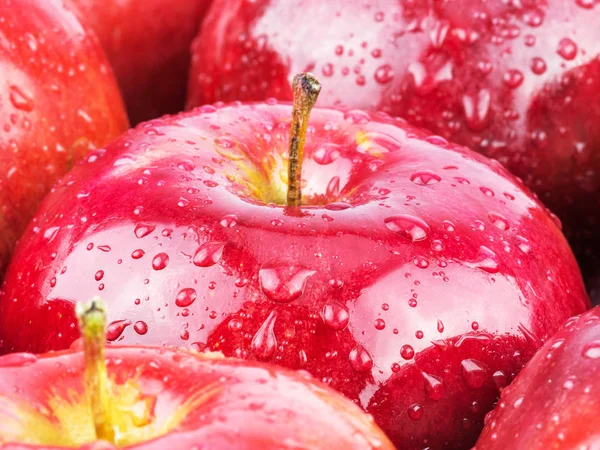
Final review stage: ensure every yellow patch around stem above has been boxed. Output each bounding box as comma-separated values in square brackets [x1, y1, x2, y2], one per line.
[0, 375, 222, 447]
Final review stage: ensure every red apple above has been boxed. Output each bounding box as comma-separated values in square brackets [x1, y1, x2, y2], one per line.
[0, 298, 393, 449]
[0, 0, 128, 279]
[474, 306, 600, 450]
[71, 0, 211, 124]
[187, 0, 600, 292]
[0, 74, 589, 449]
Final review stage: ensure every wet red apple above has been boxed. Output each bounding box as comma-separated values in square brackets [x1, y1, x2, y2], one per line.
[0, 298, 392, 449]
[71, 0, 211, 124]
[0, 74, 589, 449]
[474, 306, 600, 450]
[0, 0, 128, 279]
[187, 0, 600, 293]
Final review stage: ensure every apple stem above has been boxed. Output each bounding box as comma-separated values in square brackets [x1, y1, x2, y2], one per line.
[287, 73, 321, 207]
[76, 297, 115, 443]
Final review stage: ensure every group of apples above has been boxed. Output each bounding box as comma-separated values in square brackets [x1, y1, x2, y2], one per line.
[0, 0, 599, 449]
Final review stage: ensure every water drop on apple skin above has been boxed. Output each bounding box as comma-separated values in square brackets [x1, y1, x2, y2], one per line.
[0, 352, 38, 368]
[175, 288, 197, 307]
[321, 303, 350, 331]
[422, 372, 444, 401]
[251, 310, 278, 360]
[106, 319, 132, 341]
[349, 345, 373, 373]
[384, 215, 430, 242]
[193, 242, 225, 267]
[258, 265, 316, 303]
[461, 359, 488, 389]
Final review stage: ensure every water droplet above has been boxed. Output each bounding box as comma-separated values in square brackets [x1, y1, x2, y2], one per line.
[134, 223, 155, 238]
[322, 63, 334, 77]
[326, 176, 341, 198]
[258, 265, 315, 303]
[410, 170, 441, 186]
[384, 214, 430, 241]
[43, 227, 60, 242]
[9, 85, 34, 111]
[437, 319, 444, 333]
[357, 132, 401, 155]
[408, 403, 424, 421]
[576, 0, 595, 8]
[152, 253, 169, 270]
[193, 242, 225, 267]
[374, 64, 394, 84]
[252, 310, 278, 360]
[422, 372, 444, 400]
[374, 318, 386, 330]
[134, 321, 148, 335]
[557, 38, 578, 60]
[228, 318, 243, 332]
[175, 288, 197, 307]
[431, 240, 445, 252]
[462, 89, 491, 131]
[349, 345, 373, 372]
[400, 345, 415, 360]
[220, 214, 238, 228]
[488, 212, 510, 230]
[344, 110, 370, 124]
[503, 69, 524, 88]
[513, 396, 524, 408]
[106, 320, 132, 341]
[321, 302, 350, 331]
[466, 246, 499, 273]
[531, 57, 547, 75]
[131, 249, 145, 259]
[582, 340, 600, 359]
[516, 235, 531, 253]
[313, 143, 341, 165]
[94, 270, 104, 281]
[0, 353, 38, 368]
[214, 136, 244, 160]
[324, 202, 352, 211]
[461, 359, 487, 388]
[425, 135, 448, 146]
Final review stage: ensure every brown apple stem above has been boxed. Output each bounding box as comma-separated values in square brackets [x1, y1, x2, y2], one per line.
[76, 297, 115, 443]
[287, 73, 321, 207]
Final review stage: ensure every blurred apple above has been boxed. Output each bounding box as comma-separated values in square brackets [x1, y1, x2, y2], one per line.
[0, 0, 128, 279]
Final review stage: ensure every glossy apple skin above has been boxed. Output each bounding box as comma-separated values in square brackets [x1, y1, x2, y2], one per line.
[0, 0, 128, 279]
[0, 347, 393, 449]
[474, 306, 600, 450]
[188, 0, 600, 294]
[71, 0, 211, 124]
[0, 104, 589, 449]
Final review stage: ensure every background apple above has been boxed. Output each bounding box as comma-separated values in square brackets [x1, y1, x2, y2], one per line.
[474, 306, 600, 450]
[0, 299, 393, 450]
[0, 100, 589, 449]
[187, 0, 600, 299]
[0, 0, 128, 280]
[71, 0, 212, 124]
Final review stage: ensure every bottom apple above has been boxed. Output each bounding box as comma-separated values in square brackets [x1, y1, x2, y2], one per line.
[0, 299, 393, 450]
[474, 306, 600, 450]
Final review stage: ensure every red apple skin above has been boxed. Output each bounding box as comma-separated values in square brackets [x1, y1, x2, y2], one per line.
[0, 0, 128, 279]
[474, 306, 600, 450]
[0, 348, 393, 449]
[70, 0, 211, 125]
[187, 0, 600, 292]
[0, 104, 589, 449]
